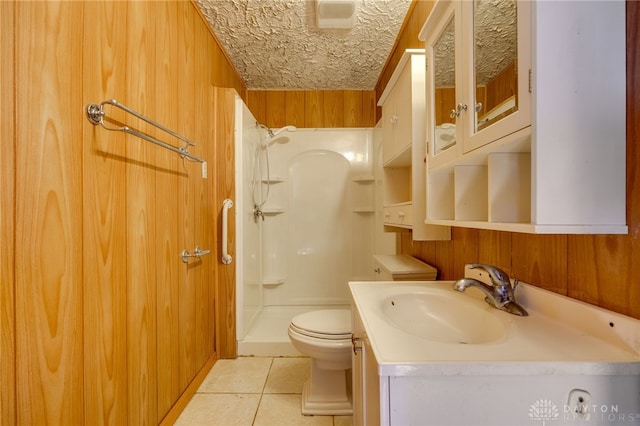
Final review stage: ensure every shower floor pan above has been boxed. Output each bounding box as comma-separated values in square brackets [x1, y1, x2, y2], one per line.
[238, 304, 350, 357]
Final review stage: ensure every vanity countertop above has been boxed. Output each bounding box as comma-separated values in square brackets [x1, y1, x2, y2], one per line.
[349, 280, 640, 377]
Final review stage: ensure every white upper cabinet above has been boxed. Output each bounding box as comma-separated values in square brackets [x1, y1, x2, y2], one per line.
[420, 0, 627, 234]
[378, 50, 450, 241]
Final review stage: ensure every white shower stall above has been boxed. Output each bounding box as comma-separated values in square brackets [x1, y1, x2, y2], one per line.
[234, 98, 391, 356]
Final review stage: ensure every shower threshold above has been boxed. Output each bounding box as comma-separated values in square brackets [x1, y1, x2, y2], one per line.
[238, 304, 350, 357]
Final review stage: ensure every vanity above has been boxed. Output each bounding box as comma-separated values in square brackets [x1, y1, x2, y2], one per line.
[349, 278, 640, 425]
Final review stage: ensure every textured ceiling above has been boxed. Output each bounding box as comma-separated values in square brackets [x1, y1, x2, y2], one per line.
[195, 0, 412, 90]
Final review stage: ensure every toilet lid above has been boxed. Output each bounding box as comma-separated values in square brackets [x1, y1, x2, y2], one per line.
[290, 309, 351, 339]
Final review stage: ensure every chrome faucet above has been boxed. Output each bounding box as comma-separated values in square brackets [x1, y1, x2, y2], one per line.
[453, 264, 528, 316]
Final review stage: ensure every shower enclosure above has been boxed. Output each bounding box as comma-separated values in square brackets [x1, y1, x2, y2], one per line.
[235, 99, 388, 356]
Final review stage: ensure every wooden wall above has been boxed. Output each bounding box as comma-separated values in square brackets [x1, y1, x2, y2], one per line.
[246, 90, 377, 128]
[0, 1, 245, 425]
[389, 1, 640, 320]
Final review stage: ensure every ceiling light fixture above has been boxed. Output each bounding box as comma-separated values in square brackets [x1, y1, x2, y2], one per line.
[315, 0, 356, 29]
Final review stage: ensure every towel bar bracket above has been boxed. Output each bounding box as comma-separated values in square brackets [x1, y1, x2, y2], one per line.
[86, 99, 205, 163]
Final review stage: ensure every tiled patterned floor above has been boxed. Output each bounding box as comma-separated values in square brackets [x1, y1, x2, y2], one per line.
[174, 357, 353, 426]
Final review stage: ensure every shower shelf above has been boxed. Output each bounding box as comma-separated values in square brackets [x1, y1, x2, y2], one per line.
[261, 177, 285, 183]
[262, 278, 285, 287]
[353, 207, 375, 213]
[352, 175, 375, 183]
[261, 208, 285, 215]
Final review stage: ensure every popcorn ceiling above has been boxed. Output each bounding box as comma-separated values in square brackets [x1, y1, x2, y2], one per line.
[195, 0, 412, 90]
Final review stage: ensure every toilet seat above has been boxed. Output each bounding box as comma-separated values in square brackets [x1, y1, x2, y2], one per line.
[290, 309, 351, 340]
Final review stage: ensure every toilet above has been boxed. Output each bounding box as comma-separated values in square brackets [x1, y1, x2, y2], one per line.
[288, 255, 437, 416]
[287, 309, 353, 415]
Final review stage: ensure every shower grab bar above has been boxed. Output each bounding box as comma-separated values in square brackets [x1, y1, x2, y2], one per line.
[181, 246, 211, 263]
[221, 198, 233, 265]
[86, 99, 205, 163]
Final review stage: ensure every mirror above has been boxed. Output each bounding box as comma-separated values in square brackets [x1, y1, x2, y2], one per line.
[473, 0, 518, 132]
[432, 16, 457, 156]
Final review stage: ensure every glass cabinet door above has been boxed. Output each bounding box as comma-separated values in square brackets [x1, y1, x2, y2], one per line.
[426, 1, 461, 168]
[462, 0, 531, 152]
[474, 0, 518, 132]
[433, 16, 456, 154]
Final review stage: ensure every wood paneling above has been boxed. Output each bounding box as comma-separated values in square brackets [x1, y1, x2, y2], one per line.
[15, 1, 84, 423]
[193, 5, 215, 377]
[3, 1, 245, 424]
[247, 89, 376, 128]
[82, 2, 128, 424]
[213, 88, 237, 359]
[1, 1, 16, 424]
[266, 91, 287, 128]
[125, 2, 158, 423]
[305, 91, 324, 127]
[394, 1, 640, 320]
[323, 90, 345, 128]
[286, 90, 306, 127]
[155, 1, 180, 419]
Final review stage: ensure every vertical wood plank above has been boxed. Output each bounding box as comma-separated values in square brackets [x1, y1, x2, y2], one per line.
[362, 90, 377, 126]
[206, 85, 218, 360]
[511, 234, 567, 294]
[246, 90, 267, 125]
[265, 91, 286, 128]
[82, 1, 128, 424]
[451, 227, 479, 277]
[477, 230, 512, 274]
[304, 91, 324, 127]
[567, 235, 638, 316]
[323, 90, 344, 127]
[285, 90, 306, 127]
[213, 88, 237, 359]
[15, 1, 84, 423]
[344, 90, 363, 127]
[1, 1, 16, 424]
[126, 1, 157, 423]
[193, 3, 215, 375]
[176, 0, 197, 392]
[154, 1, 180, 419]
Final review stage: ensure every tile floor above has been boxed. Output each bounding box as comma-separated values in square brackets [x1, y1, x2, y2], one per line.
[174, 357, 353, 426]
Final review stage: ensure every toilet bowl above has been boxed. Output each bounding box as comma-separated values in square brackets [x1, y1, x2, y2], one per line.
[287, 309, 353, 415]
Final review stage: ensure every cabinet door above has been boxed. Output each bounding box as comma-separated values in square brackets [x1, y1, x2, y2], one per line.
[381, 87, 397, 165]
[382, 61, 413, 166]
[352, 308, 381, 426]
[362, 336, 381, 425]
[461, 0, 531, 152]
[425, 1, 461, 169]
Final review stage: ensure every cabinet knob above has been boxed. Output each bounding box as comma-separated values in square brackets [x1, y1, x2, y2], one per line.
[398, 211, 405, 218]
[390, 114, 398, 125]
[374, 267, 381, 274]
[450, 103, 468, 119]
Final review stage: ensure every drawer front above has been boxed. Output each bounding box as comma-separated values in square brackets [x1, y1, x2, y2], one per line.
[383, 204, 413, 227]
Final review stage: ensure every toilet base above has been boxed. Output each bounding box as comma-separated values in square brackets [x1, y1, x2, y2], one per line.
[301, 364, 353, 416]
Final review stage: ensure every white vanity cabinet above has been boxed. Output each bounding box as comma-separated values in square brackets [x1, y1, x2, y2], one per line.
[351, 306, 381, 426]
[379, 49, 450, 241]
[421, 0, 627, 234]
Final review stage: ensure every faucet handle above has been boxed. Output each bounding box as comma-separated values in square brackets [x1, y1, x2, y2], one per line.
[466, 264, 511, 288]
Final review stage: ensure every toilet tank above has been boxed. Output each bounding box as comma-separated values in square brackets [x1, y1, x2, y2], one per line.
[373, 254, 437, 281]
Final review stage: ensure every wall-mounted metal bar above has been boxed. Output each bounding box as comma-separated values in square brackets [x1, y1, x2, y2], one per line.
[181, 246, 211, 263]
[86, 99, 205, 163]
[221, 198, 233, 265]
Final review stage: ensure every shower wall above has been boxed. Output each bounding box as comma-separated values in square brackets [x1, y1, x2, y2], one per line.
[235, 98, 378, 343]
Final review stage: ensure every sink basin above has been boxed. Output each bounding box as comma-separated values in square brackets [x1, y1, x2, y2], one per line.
[380, 289, 506, 344]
